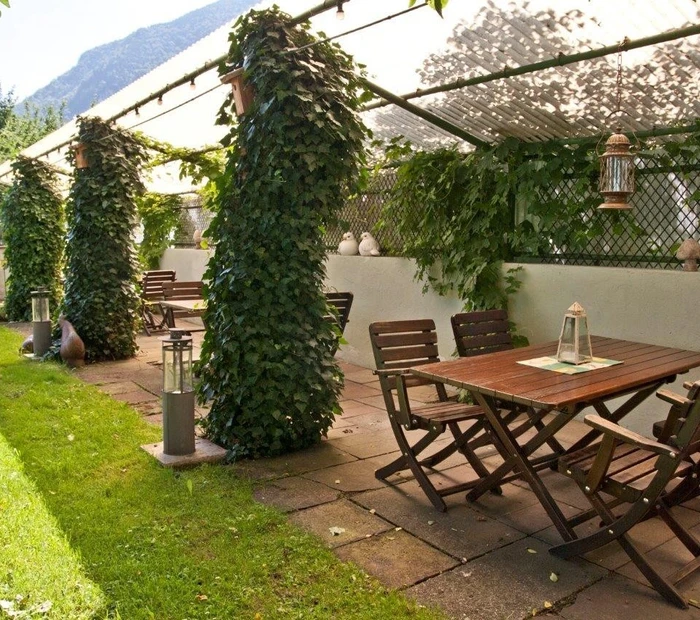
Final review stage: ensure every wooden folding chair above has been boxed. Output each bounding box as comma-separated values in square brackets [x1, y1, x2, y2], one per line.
[140, 270, 175, 335]
[550, 382, 700, 608]
[450, 310, 566, 458]
[370, 319, 503, 512]
[325, 291, 353, 333]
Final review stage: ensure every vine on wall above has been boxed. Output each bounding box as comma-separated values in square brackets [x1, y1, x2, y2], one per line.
[0, 156, 64, 321]
[136, 192, 183, 269]
[380, 136, 627, 311]
[198, 8, 369, 457]
[62, 117, 146, 361]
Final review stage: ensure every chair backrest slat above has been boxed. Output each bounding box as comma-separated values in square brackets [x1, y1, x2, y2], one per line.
[451, 310, 513, 358]
[324, 292, 353, 333]
[369, 319, 447, 416]
[141, 270, 176, 301]
[162, 281, 203, 300]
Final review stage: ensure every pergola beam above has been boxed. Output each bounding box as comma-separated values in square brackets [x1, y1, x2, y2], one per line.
[362, 79, 490, 149]
[364, 23, 700, 111]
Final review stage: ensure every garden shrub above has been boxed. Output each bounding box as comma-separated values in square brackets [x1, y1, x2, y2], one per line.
[198, 8, 369, 456]
[0, 156, 64, 321]
[62, 117, 146, 361]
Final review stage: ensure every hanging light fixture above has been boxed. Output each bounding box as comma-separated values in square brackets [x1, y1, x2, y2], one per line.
[598, 43, 635, 210]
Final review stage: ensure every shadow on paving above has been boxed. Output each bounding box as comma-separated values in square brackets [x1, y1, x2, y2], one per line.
[43, 324, 700, 619]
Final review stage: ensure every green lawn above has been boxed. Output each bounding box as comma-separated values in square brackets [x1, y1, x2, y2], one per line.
[0, 326, 442, 619]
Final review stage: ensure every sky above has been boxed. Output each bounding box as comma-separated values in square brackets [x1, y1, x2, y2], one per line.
[0, 0, 218, 99]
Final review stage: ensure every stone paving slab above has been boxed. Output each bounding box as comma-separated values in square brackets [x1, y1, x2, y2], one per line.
[303, 453, 401, 493]
[558, 573, 696, 619]
[109, 387, 159, 405]
[232, 442, 357, 481]
[406, 536, 606, 620]
[288, 498, 394, 548]
[253, 476, 341, 512]
[354, 481, 526, 562]
[338, 398, 385, 418]
[335, 528, 459, 590]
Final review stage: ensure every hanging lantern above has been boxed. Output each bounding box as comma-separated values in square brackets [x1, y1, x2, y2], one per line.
[161, 329, 195, 456]
[30, 287, 52, 358]
[73, 142, 88, 169]
[556, 302, 593, 365]
[598, 130, 635, 210]
[220, 67, 255, 116]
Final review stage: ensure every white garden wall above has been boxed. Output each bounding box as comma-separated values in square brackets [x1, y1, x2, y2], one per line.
[158, 248, 700, 434]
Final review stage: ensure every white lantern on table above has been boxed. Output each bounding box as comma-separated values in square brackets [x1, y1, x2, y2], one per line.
[556, 302, 593, 365]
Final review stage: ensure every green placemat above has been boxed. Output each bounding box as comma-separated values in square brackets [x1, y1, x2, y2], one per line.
[517, 356, 623, 375]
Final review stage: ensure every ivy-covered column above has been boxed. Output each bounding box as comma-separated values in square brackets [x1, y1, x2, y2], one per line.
[198, 8, 368, 457]
[0, 156, 64, 321]
[62, 117, 145, 361]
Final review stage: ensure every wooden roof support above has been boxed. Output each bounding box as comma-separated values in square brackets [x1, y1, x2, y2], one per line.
[363, 79, 490, 149]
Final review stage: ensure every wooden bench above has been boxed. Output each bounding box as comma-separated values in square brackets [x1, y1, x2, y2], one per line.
[140, 270, 176, 335]
[160, 281, 205, 331]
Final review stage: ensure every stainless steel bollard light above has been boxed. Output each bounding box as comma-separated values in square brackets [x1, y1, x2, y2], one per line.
[161, 329, 195, 456]
[31, 288, 52, 358]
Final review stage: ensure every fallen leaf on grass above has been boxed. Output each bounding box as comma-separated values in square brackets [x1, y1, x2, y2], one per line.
[549, 572, 559, 582]
[329, 526, 346, 536]
[196, 594, 208, 601]
[526, 548, 537, 554]
[67, 434, 75, 441]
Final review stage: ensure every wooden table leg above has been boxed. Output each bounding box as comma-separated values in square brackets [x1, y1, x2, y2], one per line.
[471, 392, 576, 542]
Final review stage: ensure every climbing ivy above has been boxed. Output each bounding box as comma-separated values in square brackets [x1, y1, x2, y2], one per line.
[62, 117, 146, 361]
[0, 156, 64, 321]
[198, 8, 369, 457]
[135, 192, 183, 269]
[380, 137, 610, 311]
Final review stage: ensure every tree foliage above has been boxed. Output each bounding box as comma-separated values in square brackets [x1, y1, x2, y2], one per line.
[0, 156, 64, 321]
[62, 117, 146, 361]
[135, 192, 183, 270]
[198, 8, 369, 457]
[0, 86, 65, 162]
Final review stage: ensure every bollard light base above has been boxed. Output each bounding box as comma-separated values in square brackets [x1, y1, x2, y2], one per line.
[141, 437, 227, 469]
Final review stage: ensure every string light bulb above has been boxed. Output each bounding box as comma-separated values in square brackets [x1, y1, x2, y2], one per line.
[134, 107, 140, 117]
[336, 0, 345, 20]
[157, 95, 163, 105]
[189, 78, 196, 90]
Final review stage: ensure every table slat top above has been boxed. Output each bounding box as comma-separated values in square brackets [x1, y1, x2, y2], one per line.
[411, 337, 700, 410]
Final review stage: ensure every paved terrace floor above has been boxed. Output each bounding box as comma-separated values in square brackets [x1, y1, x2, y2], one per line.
[20, 322, 700, 619]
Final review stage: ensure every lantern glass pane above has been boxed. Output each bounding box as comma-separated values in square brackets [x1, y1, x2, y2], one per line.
[32, 295, 50, 322]
[602, 155, 634, 193]
[557, 316, 577, 363]
[162, 343, 193, 393]
[577, 317, 592, 361]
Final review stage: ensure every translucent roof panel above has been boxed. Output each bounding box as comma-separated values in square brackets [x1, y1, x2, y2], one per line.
[2, 0, 699, 186]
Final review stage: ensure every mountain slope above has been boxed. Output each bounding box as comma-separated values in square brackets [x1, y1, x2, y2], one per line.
[22, 0, 255, 119]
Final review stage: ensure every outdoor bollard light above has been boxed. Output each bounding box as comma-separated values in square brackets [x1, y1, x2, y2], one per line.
[161, 329, 195, 456]
[598, 130, 635, 210]
[556, 302, 593, 365]
[31, 288, 52, 358]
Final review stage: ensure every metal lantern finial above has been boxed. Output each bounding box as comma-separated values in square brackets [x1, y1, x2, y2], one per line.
[556, 302, 593, 365]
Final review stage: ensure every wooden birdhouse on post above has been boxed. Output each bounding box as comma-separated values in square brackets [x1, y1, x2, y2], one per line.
[220, 67, 255, 116]
[73, 142, 89, 169]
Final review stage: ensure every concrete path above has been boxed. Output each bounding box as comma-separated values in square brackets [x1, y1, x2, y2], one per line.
[50, 323, 700, 619]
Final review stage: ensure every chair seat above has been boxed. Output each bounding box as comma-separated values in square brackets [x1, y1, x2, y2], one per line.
[411, 402, 485, 427]
[560, 442, 695, 502]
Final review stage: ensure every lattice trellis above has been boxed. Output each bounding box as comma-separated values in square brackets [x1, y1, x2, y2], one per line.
[171, 195, 215, 247]
[521, 154, 700, 269]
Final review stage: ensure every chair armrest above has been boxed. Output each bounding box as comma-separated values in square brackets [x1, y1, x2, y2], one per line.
[583, 415, 679, 457]
[373, 368, 411, 377]
[656, 388, 692, 408]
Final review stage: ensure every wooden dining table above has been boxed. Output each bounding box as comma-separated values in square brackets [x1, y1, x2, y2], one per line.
[410, 336, 700, 541]
[159, 298, 207, 329]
